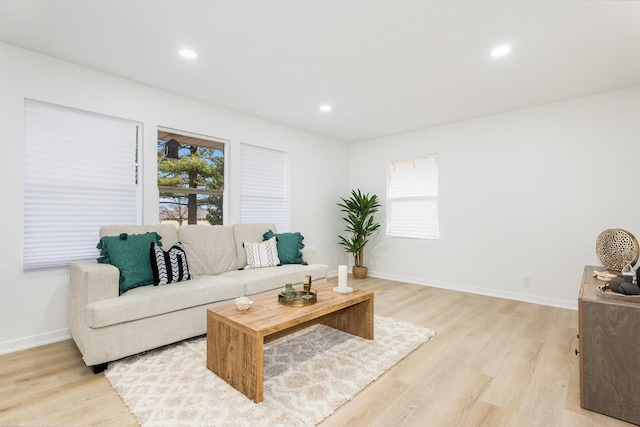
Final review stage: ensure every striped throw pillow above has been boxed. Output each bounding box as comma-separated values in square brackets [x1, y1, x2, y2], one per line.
[150, 242, 191, 285]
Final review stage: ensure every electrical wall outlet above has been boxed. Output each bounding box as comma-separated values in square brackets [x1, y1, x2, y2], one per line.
[522, 276, 531, 288]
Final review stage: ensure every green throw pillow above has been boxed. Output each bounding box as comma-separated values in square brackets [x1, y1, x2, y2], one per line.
[263, 230, 307, 265]
[97, 232, 162, 295]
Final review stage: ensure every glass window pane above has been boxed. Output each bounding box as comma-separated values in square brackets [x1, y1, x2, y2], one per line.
[157, 131, 225, 226]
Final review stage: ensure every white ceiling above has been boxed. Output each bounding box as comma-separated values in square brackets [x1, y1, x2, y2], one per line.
[2, 1, 640, 143]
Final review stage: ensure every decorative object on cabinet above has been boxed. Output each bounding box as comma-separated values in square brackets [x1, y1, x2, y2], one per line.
[595, 229, 639, 271]
[592, 270, 617, 281]
[621, 249, 637, 275]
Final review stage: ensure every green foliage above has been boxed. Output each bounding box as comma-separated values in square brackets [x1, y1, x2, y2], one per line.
[157, 143, 224, 225]
[337, 189, 381, 267]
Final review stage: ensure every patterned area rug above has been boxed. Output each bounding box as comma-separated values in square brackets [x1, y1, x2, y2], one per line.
[105, 315, 435, 427]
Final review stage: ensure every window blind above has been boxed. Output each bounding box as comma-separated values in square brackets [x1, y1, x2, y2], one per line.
[386, 155, 438, 239]
[239, 143, 290, 232]
[23, 100, 140, 270]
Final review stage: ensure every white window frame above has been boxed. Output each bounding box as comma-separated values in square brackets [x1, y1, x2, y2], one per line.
[239, 143, 290, 232]
[386, 154, 439, 240]
[23, 100, 141, 270]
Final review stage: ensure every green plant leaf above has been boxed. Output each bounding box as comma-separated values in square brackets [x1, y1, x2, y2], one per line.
[337, 189, 381, 267]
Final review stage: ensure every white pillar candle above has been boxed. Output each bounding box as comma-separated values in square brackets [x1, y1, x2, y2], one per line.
[338, 265, 348, 290]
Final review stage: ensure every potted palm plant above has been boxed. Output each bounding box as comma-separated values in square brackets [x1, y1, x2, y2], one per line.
[337, 189, 381, 279]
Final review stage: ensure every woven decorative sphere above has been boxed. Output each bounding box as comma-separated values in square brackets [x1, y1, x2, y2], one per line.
[595, 229, 639, 271]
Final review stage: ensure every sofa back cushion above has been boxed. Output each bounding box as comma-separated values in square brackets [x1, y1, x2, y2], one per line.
[232, 223, 276, 269]
[100, 224, 179, 247]
[177, 225, 237, 275]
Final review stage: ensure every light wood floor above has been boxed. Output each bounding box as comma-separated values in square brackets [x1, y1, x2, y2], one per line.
[0, 277, 633, 426]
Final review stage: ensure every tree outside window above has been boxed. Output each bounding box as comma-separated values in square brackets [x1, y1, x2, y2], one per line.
[157, 131, 225, 226]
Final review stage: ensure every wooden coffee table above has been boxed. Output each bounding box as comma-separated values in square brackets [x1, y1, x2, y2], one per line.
[206, 282, 374, 402]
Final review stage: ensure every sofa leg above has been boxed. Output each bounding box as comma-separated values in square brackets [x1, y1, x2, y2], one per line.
[92, 362, 108, 374]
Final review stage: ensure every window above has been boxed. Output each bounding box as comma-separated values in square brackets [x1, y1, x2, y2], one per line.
[386, 154, 438, 239]
[239, 144, 289, 232]
[23, 100, 140, 270]
[157, 130, 225, 226]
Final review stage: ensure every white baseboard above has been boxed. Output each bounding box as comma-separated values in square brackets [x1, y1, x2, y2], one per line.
[356, 271, 578, 311]
[0, 328, 70, 355]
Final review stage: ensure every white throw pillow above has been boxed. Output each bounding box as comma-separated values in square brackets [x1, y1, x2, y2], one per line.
[243, 237, 280, 269]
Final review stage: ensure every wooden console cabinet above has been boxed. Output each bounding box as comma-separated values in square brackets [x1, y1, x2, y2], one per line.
[578, 265, 640, 425]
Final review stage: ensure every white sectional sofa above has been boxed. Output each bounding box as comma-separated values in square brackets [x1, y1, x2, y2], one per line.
[69, 223, 328, 372]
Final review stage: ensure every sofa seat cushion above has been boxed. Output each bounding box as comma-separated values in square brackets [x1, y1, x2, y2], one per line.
[220, 263, 329, 296]
[85, 275, 244, 328]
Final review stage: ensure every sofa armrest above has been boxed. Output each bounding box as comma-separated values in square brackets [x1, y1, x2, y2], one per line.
[70, 259, 120, 306]
[300, 246, 317, 264]
[69, 259, 120, 366]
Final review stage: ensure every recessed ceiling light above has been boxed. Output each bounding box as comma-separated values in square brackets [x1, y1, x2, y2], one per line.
[179, 48, 198, 59]
[319, 105, 332, 113]
[491, 45, 511, 58]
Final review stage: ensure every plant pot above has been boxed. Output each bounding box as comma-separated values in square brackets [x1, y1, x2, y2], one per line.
[352, 266, 368, 279]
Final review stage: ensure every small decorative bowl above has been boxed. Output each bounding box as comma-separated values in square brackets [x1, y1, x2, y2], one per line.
[235, 296, 253, 311]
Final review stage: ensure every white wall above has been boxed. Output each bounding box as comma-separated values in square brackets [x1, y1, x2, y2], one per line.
[4, 39, 639, 354]
[348, 86, 640, 309]
[0, 42, 349, 353]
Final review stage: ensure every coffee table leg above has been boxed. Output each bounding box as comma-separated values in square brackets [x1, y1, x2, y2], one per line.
[324, 296, 374, 339]
[207, 314, 264, 403]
